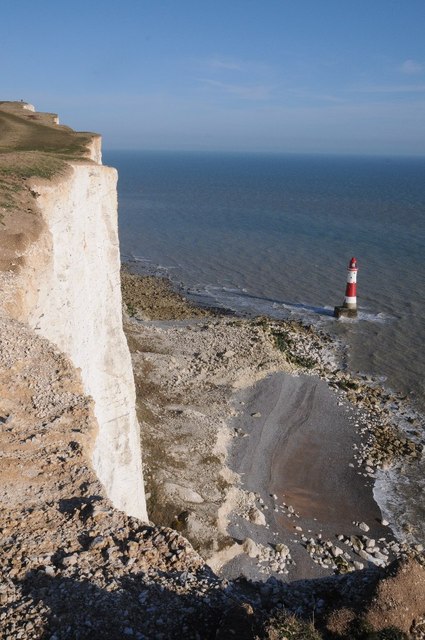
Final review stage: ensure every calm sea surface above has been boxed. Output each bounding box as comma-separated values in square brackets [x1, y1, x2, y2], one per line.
[105, 150, 425, 543]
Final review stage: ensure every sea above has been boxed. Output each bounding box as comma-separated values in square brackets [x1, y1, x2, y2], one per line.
[104, 150, 425, 545]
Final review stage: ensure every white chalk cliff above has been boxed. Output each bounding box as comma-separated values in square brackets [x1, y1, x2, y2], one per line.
[0, 102, 147, 521]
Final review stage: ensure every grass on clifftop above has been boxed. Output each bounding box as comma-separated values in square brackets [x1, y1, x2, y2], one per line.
[0, 152, 65, 180]
[0, 102, 96, 223]
[0, 104, 94, 157]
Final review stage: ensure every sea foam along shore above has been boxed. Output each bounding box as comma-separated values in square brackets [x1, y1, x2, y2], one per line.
[122, 268, 424, 584]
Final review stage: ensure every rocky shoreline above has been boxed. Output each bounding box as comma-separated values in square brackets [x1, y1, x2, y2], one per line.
[123, 269, 423, 572]
[121, 267, 425, 637]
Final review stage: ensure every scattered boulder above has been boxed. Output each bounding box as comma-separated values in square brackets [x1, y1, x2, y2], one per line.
[275, 543, 290, 559]
[248, 506, 267, 526]
[243, 537, 262, 558]
[163, 482, 204, 504]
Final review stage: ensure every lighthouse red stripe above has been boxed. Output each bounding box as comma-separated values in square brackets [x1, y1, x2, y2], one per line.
[345, 283, 356, 297]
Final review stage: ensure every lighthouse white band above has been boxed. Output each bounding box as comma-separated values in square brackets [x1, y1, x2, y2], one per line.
[346, 272, 357, 283]
[344, 296, 357, 304]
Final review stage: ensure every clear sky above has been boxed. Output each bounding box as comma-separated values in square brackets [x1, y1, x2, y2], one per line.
[2, 0, 425, 155]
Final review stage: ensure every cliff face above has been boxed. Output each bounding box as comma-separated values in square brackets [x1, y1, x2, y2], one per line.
[0, 102, 147, 520]
[26, 163, 146, 520]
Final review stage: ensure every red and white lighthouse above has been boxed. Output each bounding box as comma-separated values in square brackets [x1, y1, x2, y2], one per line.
[344, 257, 358, 309]
[334, 257, 358, 318]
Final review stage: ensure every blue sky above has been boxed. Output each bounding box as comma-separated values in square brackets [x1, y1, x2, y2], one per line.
[2, 0, 425, 155]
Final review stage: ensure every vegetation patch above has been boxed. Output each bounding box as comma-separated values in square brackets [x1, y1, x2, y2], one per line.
[263, 612, 321, 639]
[335, 376, 360, 391]
[0, 152, 66, 181]
[126, 302, 137, 317]
[0, 108, 93, 158]
[271, 328, 316, 369]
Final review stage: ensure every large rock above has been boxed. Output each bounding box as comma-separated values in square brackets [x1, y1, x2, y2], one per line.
[248, 506, 266, 526]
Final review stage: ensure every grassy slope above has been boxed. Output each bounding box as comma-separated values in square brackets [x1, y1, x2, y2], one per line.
[0, 101, 94, 155]
[0, 101, 96, 224]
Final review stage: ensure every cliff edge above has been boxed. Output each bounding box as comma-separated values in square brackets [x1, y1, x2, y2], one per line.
[0, 101, 146, 520]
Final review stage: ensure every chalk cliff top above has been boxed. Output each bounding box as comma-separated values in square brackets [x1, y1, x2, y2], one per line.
[0, 101, 101, 274]
[0, 100, 97, 158]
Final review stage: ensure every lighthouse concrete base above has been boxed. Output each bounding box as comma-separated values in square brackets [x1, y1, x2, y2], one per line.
[334, 305, 358, 319]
